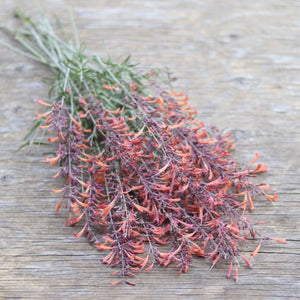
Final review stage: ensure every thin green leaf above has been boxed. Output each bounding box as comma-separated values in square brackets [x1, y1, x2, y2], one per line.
[122, 54, 131, 65]
[15, 141, 49, 153]
[24, 119, 43, 140]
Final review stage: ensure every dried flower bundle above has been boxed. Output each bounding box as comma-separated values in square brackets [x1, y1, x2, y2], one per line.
[2, 9, 286, 285]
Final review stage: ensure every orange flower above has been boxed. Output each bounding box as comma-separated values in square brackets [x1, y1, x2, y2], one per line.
[69, 114, 82, 127]
[35, 99, 52, 106]
[102, 83, 119, 91]
[44, 155, 60, 167]
[248, 153, 259, 166]
[251, 164, 268, 173]
[234, 265, 239, 282]
[251, 242, 262, 257]
[240, 254, 252, 268]
[227, 260, 233, 278]
[265, 193, 279, 202]
[110, 280, 122, 285]
[56, 197, 64, 212]
[75, 198, 90, 208]
[79, 97, 88, 105]
[40, 124, 51, 129]
[270, 238, 287, 243]
[36, 111, 51, 119]
[73, 224, 87, 238]
[101, 198, 117, 221]
[48, 137, 59, 143]
[52, 188, 64, 194]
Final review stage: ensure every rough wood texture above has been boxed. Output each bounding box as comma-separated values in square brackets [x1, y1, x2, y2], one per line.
[0, 1, 299, 299]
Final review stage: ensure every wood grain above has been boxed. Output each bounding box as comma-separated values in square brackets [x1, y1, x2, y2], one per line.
[0, 0, 299, 299]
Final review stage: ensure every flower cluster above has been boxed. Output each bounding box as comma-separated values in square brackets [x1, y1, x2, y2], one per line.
[7, 9, 286, 286]
[37, 83, 283, 285]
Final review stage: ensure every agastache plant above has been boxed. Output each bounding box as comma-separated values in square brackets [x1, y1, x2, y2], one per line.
[1, 9, 286, 285]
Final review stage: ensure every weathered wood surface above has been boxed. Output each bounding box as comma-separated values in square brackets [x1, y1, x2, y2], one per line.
[0, 0, 299, 299]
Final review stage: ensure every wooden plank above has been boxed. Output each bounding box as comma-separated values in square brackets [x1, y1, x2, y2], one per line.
[0, 0, 299, 299]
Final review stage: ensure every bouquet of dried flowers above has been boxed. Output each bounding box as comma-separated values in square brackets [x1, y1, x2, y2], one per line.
[1, 9, 286, 285]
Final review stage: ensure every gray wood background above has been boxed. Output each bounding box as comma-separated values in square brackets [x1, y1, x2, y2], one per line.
[0, 0, 299, 299]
